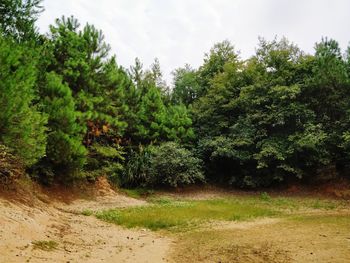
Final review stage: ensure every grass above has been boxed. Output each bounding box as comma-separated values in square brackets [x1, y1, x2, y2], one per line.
[81, 209, 93, 216]
[32, 240, 58, 251]
[92, 189, 343, 231]
[95, 193, 348, 231]
[96, 198, 278, 231]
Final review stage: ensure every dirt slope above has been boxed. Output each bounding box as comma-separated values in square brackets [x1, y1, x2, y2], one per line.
[0, 194, 171, 263]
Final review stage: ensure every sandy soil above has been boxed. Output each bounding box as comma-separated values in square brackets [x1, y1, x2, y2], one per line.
[171, 214, 350, 263]
[1, 182, 349, 263]
[0, 194, 171, 263]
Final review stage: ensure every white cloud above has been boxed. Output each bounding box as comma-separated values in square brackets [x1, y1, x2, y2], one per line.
[37, 0, 350, 84]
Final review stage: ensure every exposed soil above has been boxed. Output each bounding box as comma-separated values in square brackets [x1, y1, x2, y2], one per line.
[171, 214, 350, 263]
[1, 180, 350, 263]
[0, 178, 170, 263]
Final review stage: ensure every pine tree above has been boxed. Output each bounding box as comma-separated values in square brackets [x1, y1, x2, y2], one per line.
[40, 72, 87, 175]
[136, 85, 166, 143]
[0, 0, 43, 42]
[0, 36, 47, 166]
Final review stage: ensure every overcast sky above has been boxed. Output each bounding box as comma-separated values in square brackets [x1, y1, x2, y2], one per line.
[37, 0, 350, 84]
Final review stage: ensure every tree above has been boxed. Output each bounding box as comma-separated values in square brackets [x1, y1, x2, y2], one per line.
[164, 104, 195, 143]
[171, 64, 200, 105]
[135, 85, 166, 143]
[0, 0, 43, 42]
[40, 72, 87, 177]
[306, 38, 350, 169]
[0, 36, 47, 166]
[193, 37, 334, 187]
[197, 40, 239, 97]
[47, 16, 128, 144]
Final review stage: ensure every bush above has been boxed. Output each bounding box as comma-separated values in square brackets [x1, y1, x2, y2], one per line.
[121, 142, 204, 188]
[121, 146, 153, 187]
[149, 142, 204, 187]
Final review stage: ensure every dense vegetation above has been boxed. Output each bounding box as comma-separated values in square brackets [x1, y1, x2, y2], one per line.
[1, 0, 350, 188]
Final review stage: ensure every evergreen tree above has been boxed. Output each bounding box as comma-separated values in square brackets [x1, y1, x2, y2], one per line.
[0, 36, 47, 166]
[135, 85, 166, 143]
[40, 72, 87, 176]
[164, 104, 195, 143]
[47, 16, 127, 145]
[0, 0, 43, 42]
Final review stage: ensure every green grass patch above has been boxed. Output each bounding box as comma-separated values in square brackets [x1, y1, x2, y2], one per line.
[96, 194, 347, 232]
[96, 198, 278, 231]
[32, 240, 58, 251]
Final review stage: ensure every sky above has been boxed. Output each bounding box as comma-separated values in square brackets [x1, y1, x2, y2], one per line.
[37, 0, 350, 85]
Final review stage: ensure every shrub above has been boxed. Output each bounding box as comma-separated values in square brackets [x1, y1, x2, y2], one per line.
[121, 142, 204, 188]
[149, 142, 204, 187]
[121, 145, 153, 187]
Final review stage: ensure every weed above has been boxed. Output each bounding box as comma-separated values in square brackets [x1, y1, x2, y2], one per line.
[81, 209, 93, 216]
[260, 192, 271, 201]
[32, 240, 58, 251]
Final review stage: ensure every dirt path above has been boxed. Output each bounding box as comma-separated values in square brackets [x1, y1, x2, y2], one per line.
[0, 195, 171, 263]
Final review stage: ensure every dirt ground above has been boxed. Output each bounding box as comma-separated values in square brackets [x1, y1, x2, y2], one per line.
[171, 215, 350, 263]
[0, 194, 171, 263]
[0, 181, 349, 263]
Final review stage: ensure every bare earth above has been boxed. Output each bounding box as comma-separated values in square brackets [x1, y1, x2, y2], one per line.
[0, 185, 349, 263]
[0, 194, 171, 263]
[171, 215, 350, 263]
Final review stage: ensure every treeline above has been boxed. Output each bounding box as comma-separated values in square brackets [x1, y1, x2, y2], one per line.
[1, 0, 350, 188]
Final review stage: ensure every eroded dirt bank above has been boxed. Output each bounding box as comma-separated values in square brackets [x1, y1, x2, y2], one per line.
[0, 193, 171, 263]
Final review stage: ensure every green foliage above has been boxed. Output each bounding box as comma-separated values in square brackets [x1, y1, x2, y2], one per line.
[193, 37, 350, 187]
[122, 142, 204, 187]
[164, 104, 195, 143]
[0, 0, 43, 42]
[121, 146, 153, 187]
[40, 72, 87, 177]
[87, 144, 125, 183]
[47, 16, 127, 142]
[172, 64, 200, 105]
[135, 85, 167, 142]
[0, 36, 47, 166]
[198, 40, 239, 96]
[148, 142, 204, 187]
